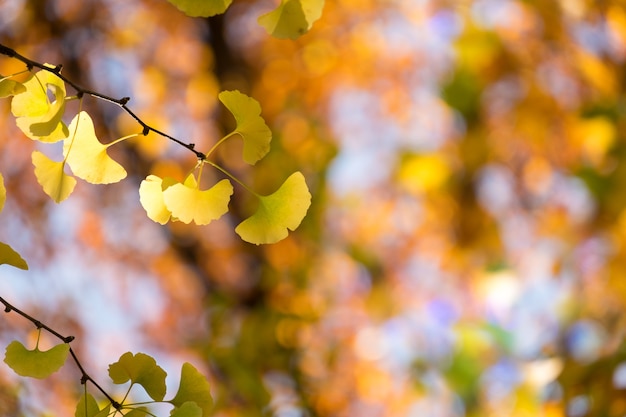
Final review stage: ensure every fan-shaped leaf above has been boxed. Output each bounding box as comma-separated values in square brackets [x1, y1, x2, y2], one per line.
[0, 76, 25, 98]
[235, 171, 311, 244]
[162, 176, 233, 225]
[32, 151, 76, 203]
[165, 0, 232, 17]
[11, 70, 68, 142]
[4, 340, 69, 379]
[218, 90, 272, 165]
[108, 352, 167, 401]
[123, 408, 149, 417]
[0, 242, 28, 270]
[64, 111, 127, 184]
[138, 175, 177, 225]
[258, 0, 325, 39]
[75, 392, 111, 417]
[171, 402, 202, 417]
[170, 363, 213, 416]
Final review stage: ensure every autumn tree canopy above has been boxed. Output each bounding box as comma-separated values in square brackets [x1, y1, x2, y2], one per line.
[2, 0, 626, 416]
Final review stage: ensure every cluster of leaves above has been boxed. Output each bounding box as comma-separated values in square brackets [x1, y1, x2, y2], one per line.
[0, 6, 316, 410]
[0, 0, 326, 414]
[0, 66, 310, 252]
[5, 333, 211, 417]
[167, 0, 325, 39]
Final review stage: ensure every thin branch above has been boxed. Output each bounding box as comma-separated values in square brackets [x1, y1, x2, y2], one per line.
[0, 43, 206, 160]
[0, 296, 122, 410]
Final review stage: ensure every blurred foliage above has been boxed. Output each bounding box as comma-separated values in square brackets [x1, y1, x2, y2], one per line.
[4, 0, 626, 416]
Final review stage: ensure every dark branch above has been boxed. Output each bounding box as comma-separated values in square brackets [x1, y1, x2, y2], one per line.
[0, 43, 206, 161]
[0, 296, 121, 410]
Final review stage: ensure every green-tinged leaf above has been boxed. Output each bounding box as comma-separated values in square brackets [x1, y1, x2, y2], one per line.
[123, 408, 149, 417]
[235, 171, 311, 244]
[0, 76, 25, 98]
[138, 175, 177, 224]
[11, 70, 68, 142]
[171, 402, 202, 417]
[108, 352, 167, 401]
[218, 90, 272, 165]
[0, 242, 28, 270]
[0, 172, 5, 212]
[32, 151, 76, 203]
[163, 176, 233, 225]
[258, 0, 325, 39]
[64, 111, 127, 184]
[4, 340, 69, 379]
[170, 363, 213, 416]
[165, 0, 232, 17]
[75, 392, 111, 417]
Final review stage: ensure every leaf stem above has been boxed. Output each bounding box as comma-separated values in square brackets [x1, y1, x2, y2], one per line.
[106, 133, 141, 148]
[205, 161, 258, 196]
[205, 131, 238, 159]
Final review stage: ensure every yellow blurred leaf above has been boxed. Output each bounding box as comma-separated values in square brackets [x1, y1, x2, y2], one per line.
[165, 0, 232, 17]
[397, 154, 450, 193]
[574, 117, 616, 166]
[258, 0, 325, 40]
[0, 172, 5, 212]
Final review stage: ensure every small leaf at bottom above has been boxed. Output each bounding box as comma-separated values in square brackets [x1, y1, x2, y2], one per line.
[4, 340, 69, 378]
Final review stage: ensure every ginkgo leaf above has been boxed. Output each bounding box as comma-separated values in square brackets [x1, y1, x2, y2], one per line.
[138, 175, 176, 225]
[171, 402, 202, 417]
[75, 392, 111, 417]
[170, 363, 213, 416]
[11, 70, 68, 142]
[165, 0, 232, 17]
[4, 340, 69, 379]
[163, 176, 233, 225]
[219, 90, 272, 165]
[0, 76, 25, 98]
[108, 352, 167, 401]
[32, 151, 76, 203]
[0, 242, 28, 270]
[235, 171, 311, 245]
[123, 408, 149, 417]
[258, 0, 325, 39]
[63, 111, 127, 184]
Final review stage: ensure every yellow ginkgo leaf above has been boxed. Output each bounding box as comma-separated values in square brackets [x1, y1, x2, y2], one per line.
[63, 111, 127, 184]
[163, 176, 233, 225]
[0, 242, 28, 270]
[0, 76, 25, 98]
[235, 171, 311, 245]
[165, 0, 232, 17]
[139, 175, 176, 225]
[258, 0, 325, 40]
[31, 151, 76, 203]
[218, 90, 272, 165]
[11, 71, 68, 142]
